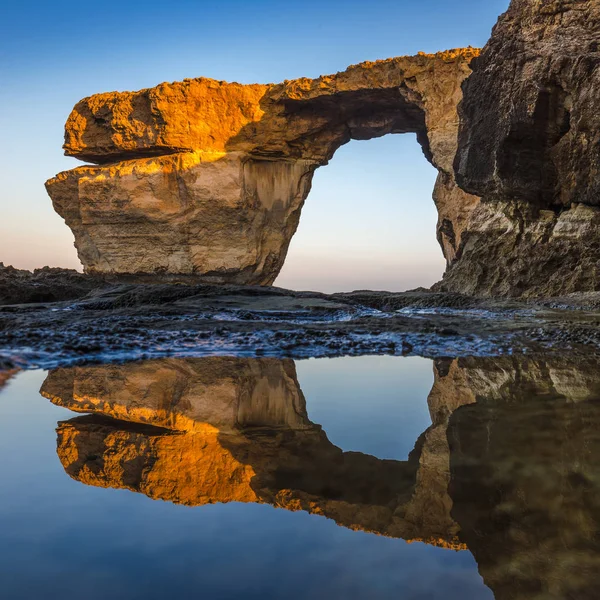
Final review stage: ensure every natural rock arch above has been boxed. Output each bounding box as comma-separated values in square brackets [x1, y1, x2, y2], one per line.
[44, 0, 600, 298]
[274, 134, 445, 292]
[46, 49, 480, 286]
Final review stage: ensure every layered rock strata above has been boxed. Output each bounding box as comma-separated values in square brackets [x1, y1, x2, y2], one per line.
[46, 50, 480, 284]
[437, 0, 600, 297]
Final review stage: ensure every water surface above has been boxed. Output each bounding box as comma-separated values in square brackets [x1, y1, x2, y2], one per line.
[0, 354, 598, 599]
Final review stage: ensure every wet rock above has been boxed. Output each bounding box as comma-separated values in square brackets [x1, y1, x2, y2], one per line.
[1, 280, 600, 366]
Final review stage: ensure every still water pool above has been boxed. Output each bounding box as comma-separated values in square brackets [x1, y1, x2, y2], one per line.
[0, 354, 598, 599]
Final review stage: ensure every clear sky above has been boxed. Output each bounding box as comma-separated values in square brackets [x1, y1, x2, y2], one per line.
[0, 0, 509, 292]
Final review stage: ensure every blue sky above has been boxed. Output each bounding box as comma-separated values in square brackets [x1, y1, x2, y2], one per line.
[0, 0, 509, 292]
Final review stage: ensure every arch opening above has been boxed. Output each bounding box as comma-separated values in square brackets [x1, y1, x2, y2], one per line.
[275, 134, 444, 293]
[296, 355, 435, 460]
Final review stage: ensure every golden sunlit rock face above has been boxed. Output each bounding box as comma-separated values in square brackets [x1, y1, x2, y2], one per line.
[45, 50, 480, 284]
[41, 357, 468, 547]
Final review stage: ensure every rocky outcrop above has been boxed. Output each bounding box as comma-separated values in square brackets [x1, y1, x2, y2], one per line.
[434, 200, 600, 298]
[0, 263, 106, 305]
[437, 0, 600, 297]
[41, 357, 468, 548]
[455, 0, 600, 207]
[46, 50, 480, 284]
[42, 0, 600, 297]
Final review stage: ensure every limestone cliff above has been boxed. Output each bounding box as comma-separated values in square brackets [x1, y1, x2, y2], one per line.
[437, 0, 600, 297]
[44, 0, 600, 297]
[46, 50, 479, 284]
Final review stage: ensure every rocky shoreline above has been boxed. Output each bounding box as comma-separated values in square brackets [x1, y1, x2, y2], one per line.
[2, 265, 600, 370]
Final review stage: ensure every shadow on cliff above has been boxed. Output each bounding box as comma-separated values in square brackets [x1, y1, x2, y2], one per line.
[218, 83, 436, 285]
[223, 84, 431, 164]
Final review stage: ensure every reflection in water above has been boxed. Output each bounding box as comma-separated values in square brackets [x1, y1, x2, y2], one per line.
[39, 355, 600, 599]
[0, 368, 18, 390]
[443, 357, 600, 600]
[41, 358, 464, 548]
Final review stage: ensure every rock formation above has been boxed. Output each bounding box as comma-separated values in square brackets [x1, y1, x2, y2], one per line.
[43, 0, 600, 297]
[0, 263, 105, 305]
[45, 50, 480, 284]
[437, 0, 600, 297]
[41, 357, 468, 548]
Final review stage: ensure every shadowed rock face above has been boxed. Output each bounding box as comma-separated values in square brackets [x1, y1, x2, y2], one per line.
[435, 356, 600, 600]
[0, 263, 105, 305]
[456, 0, 600, 208]
[438, 0, 600, 297]
[41, 357, 469, 548]
[45, 50, 480, 284]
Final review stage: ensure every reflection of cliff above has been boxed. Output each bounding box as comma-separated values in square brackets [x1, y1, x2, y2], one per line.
[41, 354, 600, 598]
[42, 358, 311, 434]
[436, 356, 600, 600]
[0, 369, 18, 391]
[41, 358, 466, 548]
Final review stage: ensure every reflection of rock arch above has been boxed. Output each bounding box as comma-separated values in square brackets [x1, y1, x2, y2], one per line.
[41, 357, 467, 548]
[45, 50, 479, 284]
[41, 354, 600, 598]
